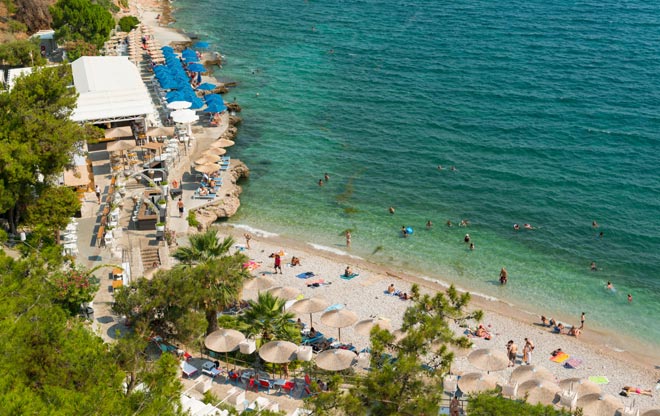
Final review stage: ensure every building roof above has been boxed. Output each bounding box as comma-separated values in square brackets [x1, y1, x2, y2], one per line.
[70, 56, 156, 124]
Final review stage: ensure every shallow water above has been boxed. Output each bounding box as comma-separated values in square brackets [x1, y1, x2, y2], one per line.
[172, 0, 660, 348]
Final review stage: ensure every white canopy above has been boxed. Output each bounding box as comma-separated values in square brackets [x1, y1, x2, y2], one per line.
[70, 56, 156, 124]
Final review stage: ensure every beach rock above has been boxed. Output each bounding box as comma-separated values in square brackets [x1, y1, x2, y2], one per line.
[226, 102, 242, 113]
[229, 115, 242, 126]
[192, 161, 249, 230]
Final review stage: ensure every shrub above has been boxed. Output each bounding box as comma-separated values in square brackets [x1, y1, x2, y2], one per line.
[118, 15, 139, 32]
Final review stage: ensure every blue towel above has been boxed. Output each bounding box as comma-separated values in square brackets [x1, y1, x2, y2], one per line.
[340, 273, 360, 280]
[297, 272, 315, 279]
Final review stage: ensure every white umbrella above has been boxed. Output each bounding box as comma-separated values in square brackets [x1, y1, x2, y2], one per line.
[167, 101, 192, 110]
[171, 109, 199, 124]
[316, 348, 356, 371]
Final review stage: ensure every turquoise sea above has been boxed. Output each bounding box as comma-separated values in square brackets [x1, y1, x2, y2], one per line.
[172, 1, 660, 350]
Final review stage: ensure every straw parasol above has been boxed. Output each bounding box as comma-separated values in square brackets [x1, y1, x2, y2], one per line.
[258, 340, 298, 364]
[320, 308, 358, 341]
[204, 147, 227, 156]
[559, 378, 601, 398]
[205, 328, 245, 353]
[457, 372, 501, 394]
[467, 348, 509, 372]
[195, 154, 221, 164]
[104, 126, 134, 138]
[519, 379, 561, 406]
[354, 317, 392, 336]
[289, 297, 330, 327]
[315, 348, 356, 371]
[243, 276, 276, 291]
[107, 139, 136, 152]
[510, 365, 554, 385]
[576, 394, 623, 416]
[146, 126, 175, 137]
[211, 139, 235, 148]
[194, 163, 219, 174]
[267, 286, 301, 301]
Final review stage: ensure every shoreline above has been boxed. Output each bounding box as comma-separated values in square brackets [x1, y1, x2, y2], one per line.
[225, 224, 660, 368]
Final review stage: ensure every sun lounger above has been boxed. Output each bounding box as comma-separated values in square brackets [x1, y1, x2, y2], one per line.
[181, 361, 199, 378]
[193, 190, 217, 199]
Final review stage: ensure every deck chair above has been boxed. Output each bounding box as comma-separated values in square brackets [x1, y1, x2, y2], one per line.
[278, 381, 295, 397]
[258, 379, 272, 394]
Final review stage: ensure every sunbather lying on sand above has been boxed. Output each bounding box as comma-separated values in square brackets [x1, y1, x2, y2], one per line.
[475, 324, 491, 339]
[621, 386, 653, 397]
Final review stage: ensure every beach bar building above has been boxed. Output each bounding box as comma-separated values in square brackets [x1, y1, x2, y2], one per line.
[70, 56, 157, 129]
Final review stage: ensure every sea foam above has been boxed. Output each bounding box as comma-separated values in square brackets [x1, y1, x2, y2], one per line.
[231, 224, 279, 238]
[308, 243, 363, 260]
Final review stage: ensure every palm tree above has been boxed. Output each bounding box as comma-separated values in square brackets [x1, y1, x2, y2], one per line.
[240, 291, 300, 344]
[192, 253, 250, 335]
[172, 230, 234, 266]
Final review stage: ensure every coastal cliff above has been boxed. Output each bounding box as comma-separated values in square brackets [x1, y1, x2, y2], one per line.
[192, 161, 249, 230]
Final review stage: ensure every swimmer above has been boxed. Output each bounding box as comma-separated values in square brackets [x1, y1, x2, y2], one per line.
[450, 166, 457, 171]
[524, 223, 534, 230]
[592, 220, 599, 228]
[318, 179, 324, 187]
[627, 293, 632, 303]
[324, 173, 329, 182]
[590, 261, 597, 271]
[606, 281, 613, 290]
[499, 267, 508, 285]
[437, 165, 443, 170]
[460, 219, 469, 227]
[446, 220, 452, 227]
[599, 231, 604, 238]
[464, 234, 470, 243]
[389, 206, 395, 214]
[426, 220, 433, 230]
[469, 242, 475, 251]
[401, 226, 408, 238]
[513, 224, 520, 231]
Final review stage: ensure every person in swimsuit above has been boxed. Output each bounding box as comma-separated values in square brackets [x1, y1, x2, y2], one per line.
[500, 268, 508, 285]
[513, 224, 520, 231]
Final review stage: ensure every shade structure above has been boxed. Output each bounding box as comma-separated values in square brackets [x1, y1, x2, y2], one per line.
[141, 141, 165, 151]
[576, 394, 623, 416]
[316, 348, 356, 371]
[107, 139, 136, 152]
[188, 63, 207, 73]
[166, 100, 192, 110]
[146, 126, 175, 137]
[105, 126, 134, 138]
[204, 147, 227, 156]
[211, 139, 235, 148]
[194, 163, 219, 174]
[510, 365, 554, 385]
[559, 378, 601, 398]
[320, 308, 358, 341]
[354, 317, 392, 336]
[203, 102, 227, 113]
[197, 82, 216, 90]
[171, 109, 199, 124]
[205, 328, 245, 353]
[243, 276, 276, 291]
[194, 41, 210, 49]
[457, 372, 500, 394]
[519, 379, 561, 406]
[467, 348, 509, 372]
[289, 297, 330, 327]
[267, 286, 302, 301]
[258, 340, 298, 364]
[195, 154, 221, 164]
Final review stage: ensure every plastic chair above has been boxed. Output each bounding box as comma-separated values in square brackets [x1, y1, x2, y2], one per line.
[279, 381, 295, 397]
[258, 379, 272, 394]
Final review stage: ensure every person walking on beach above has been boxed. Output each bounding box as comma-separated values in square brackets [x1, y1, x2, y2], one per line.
[345, 230, 351, 248]
[95, 184, 102, 204]
[500, 267, 508, 285]
[507, 340, 518, 367]
[244, 233, 252, 249]
[177, 198, 184, 218]
[274, 254, 282, 274]
[522, 338, 534, 365]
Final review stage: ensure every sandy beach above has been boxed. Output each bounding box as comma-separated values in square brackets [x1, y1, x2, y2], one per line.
[128, 0, 660, 411]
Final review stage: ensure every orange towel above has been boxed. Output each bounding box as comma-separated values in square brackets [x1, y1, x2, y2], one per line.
[550, 352, 570, 363]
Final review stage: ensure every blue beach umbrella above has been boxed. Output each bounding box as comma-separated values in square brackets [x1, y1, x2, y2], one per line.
[194, 41, 210, 49]
[205, 94, 224, 103]
[161, 46, 174, 52]
[184, 55, 200, 63]
[203, 102, 227, 113]
[189, 98, 205, 109]
[187, 63, 207, 73]
[197, 82, 216, 91]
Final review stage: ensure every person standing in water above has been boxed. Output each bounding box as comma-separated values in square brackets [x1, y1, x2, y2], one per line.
[500, 268, 508, 285]
[324, 172, 330, 182]
[426, 220, 433, 230]
[345, 230, 351, 248]
[318, 179, 324, 187]
[389, 206, 395, 214]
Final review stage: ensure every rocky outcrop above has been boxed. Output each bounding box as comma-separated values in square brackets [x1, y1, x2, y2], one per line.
[192, 160, 250, 231]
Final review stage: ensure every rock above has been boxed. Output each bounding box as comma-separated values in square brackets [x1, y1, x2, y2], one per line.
[226, 102, 242, 113]
[191, 160, 250, 231]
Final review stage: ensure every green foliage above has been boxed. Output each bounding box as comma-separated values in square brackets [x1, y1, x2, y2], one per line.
[240, 291, 300, 344]
[467, 391, 573, 415]
[118, 15, 140, 32]
[50, 0, 114, 48]
[2, 0, 16, 13]
[0, 65, 88, 233]
[187, 210, 201, 227]
[305, 285, 481, 415]
[50, 266, 99, 315]
[0, 39, 47, 67]
[172, 230, 233, 266]
[7, 19, 28, 33]
[26, 186, 81, 237]
[62, 39, 98, 61]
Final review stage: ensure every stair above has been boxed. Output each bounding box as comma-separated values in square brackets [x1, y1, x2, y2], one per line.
[141, 247, 161, 271]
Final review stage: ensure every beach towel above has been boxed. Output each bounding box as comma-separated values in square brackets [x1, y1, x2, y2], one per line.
[564, 358, 582, 369]
[297, 272, 315, 279]
[550, 352, 570, 363]
[588, 376, 609, 385]
[340, 273, 360, 280]
[325, 303, 345, 312]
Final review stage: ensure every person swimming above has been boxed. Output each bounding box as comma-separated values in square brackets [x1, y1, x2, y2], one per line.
[606, 281, 614, 291]
[513, 224, 520, 231]
[524, 223, 534, 229]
